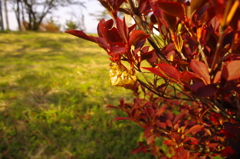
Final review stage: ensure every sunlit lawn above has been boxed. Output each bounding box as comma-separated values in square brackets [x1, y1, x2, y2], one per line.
[0, 32, 153, 159]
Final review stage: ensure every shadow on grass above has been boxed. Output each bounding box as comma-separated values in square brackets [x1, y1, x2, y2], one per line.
[0, 73, 153, 159]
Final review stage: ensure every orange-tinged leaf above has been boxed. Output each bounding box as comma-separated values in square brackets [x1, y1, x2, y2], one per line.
[157, 1, 185, 21]
[185, 125, 203, 135]
[180, 71, 200, 84]
[222, 60, 240, 81]
[190, 59, 210, 84]
[156, 105, 167, 117]
[146, 135, 155, 144]
[157, 63, 181, 80]
[164, 139, 176, 146]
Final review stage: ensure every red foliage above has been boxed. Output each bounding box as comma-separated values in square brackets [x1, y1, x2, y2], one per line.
[66, 0, 240, 158]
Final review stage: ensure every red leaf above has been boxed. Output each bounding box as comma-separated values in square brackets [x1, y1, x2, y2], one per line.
[141, 50, 158, 65]
[66, 30, 108, 50]
[206, 143, 219, 149]
[173, 113, 185, 125]
[190, 59, 210, 84]
[116, 17, 128, 43]
[222, 60, 240, 81]
[174, 146, 190, 159]
[202, 7, 216, 24]
[113, 117, 130, 121]
[109, 43, 126, 54]
[156, 122, 167, 129]
[162, 12, 177, 31]
[129, 30, 149, 46]
[221, 146, 235, 157]
[65, 30, 96, 42]
[185, 125, 203, 135]
[190, 0, 209, 15]
[157, 1, 185, 21]
[164, 139, 175, 146]
[131, 142, 148, 154]
[162, 43, 175, 55]
[131, 146, 147, 154]
[142, 67, 165, 77]
[180, 71, 201, 84]
[183, 137, 199, 145]
[98, 19, 123, 44]
[195, 85, 218, 97]
[166, 119, 173, 128]
[166, 110, 174, 120]
[113, 0, 125, 11]
[157, 63, 181, 80]
[186, 81, 205, 92]
[156, 105, 167, 117]
[106, 105, 119, 109]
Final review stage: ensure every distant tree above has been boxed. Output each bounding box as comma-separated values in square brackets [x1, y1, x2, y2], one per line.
[65, 6, 86, 31]
[89, 9, 110, 21]
[65, 19, 78, 31]
[8, 0, 85, 31]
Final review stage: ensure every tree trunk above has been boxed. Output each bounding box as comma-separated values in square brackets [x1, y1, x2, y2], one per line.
[3, 0, 8, 30]
[16, 0, 22, 31]
[0, 0, 4, 30]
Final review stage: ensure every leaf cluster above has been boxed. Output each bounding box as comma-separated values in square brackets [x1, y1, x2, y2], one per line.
[66, 0, 240, 158]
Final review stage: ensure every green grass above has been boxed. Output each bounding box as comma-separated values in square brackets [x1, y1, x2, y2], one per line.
[0, 32, 153, 159]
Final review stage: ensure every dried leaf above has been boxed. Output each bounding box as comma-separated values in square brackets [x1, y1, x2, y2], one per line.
[109, 63, 137, 89]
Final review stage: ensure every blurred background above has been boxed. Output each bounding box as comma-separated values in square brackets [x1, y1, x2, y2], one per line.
[0, 0, 155, 158]
[0, 0, 109, 33]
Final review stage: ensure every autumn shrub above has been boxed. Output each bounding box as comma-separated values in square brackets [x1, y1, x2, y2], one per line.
[66, 0, 240, 158]
[40, 17, 61, 32]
